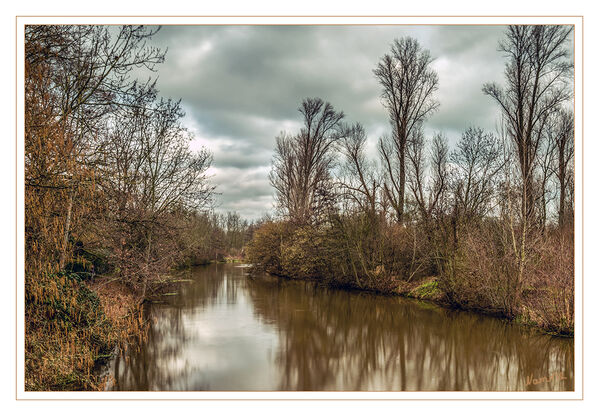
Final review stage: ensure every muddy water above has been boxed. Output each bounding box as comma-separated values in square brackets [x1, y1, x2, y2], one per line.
[108, 263, 573, 391]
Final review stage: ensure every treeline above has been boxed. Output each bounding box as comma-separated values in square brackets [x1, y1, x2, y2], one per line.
[178, 211, 256, 266]
[24, 26, 248, 390]
[247, 26, 574, 336]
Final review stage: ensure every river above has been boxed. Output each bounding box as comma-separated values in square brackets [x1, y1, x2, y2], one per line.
[107, 263, 573, 391]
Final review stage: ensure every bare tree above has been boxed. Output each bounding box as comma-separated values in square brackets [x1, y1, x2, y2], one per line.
[483, 25, 573, 225]
[270, 98, 344, 224]
[338, 123, 379, 216]
[482, 26, 573, 311]
[101, 87, 213, 297]
[550, 108, 574, 228]
[25, 25, 166, 270]
[404, 129, 450, 281]
[406, 129, 449, 223]
[450, 126, 504, 222]
[374, 37, 439, 223]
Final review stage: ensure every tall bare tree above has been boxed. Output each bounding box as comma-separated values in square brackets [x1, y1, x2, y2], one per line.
[550, 108, 574, 228]
[406, 129, 449, 223]
[374, 37, 439, 223]
[483, 25, 573, 225]
[270, 98, 344, 224]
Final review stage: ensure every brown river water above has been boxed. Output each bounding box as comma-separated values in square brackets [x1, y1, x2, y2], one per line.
[107, 263, 573, 391]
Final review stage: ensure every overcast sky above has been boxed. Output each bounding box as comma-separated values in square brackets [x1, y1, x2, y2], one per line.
[144, 25, 512, 220]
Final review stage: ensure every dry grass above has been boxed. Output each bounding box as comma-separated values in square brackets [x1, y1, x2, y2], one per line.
[25, 273, 144, 391]
[88, 278, 138, 325]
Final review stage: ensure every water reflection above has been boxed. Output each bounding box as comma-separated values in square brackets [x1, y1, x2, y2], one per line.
[109, 263, 573, 391]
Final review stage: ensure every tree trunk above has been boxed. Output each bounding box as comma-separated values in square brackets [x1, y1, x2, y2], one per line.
[559, 181, 566, 228]
[521, 157, 536, 225]
[397, 143, 406, 224]
[59, 189, 74, 271]
[141, 228, 153, 301]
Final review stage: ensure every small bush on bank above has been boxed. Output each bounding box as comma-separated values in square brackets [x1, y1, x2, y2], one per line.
[279, 225, 341, 280]
[246, 220, 295, 275]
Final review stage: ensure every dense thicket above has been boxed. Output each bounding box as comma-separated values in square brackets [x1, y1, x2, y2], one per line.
[248, 27, 575, 336]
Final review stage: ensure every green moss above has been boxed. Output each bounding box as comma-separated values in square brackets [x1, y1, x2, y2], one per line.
[223, 256, 243, 263]
[409, 279, 441, 300]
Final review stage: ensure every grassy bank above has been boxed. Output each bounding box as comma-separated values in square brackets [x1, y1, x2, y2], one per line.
[25, 273, 144, 391]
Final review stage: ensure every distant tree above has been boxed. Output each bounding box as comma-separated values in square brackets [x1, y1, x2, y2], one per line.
[374, 37, 439, 224]
[270, 98, 345, 224]
[223, 212, 249, 253]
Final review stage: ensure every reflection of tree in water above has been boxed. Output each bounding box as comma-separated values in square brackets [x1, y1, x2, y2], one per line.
[111, 264, 573, 391]
[112, 306, 191, 390]
[111, 264, 240, 390]
[247, 275, 574, 391]
[172, 263, 240, 309]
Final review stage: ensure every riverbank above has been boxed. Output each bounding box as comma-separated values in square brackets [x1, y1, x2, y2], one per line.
[246, 220, 574, 338]
[25, 273, 144, 391]
[395, 277, 573, 338]
[25, 253, 250, 390]
[255, 269, 573, 339]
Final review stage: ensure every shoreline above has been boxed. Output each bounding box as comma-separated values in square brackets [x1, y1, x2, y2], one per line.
[252, 268, 574, 339]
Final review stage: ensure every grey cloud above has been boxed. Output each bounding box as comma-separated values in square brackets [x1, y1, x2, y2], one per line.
[209, 166, 275, 219]
[139, 25, 532, 220]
